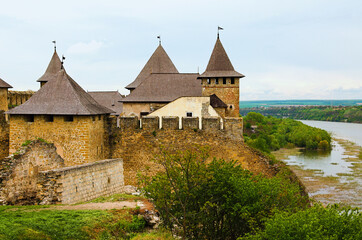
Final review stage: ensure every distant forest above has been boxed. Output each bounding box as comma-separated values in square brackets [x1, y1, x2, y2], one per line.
[240, 106, 362, 123]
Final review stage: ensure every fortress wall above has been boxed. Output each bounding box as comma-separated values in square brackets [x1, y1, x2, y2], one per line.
[182, 117, 199, 130]
[0, 140, 65, 205]
[162, 116, 179, 130]
[38, 158, 124, 204]
[9, 115, 106, 166]
[107, 116, 277, 186]
[0, 140, 124, 205]
[224, 117, 243, 140]
[0, 111, 9, 159]
[141, 116, 159, 130]
[202, 117, 220, 131]
[119, 116, 139, 129]
[8, 91, 34, 108]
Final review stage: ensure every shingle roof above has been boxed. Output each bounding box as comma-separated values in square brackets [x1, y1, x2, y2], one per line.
[88, 91, 124, 115]
[0, 78, 12, 88]
[7, 69, 114, 115]
[210, 94, 227, 108]
[37, 50, 62, 83]
[121, 73, 201, 103]
[199, 37, 244, 78]
[125, 44, 179, 90]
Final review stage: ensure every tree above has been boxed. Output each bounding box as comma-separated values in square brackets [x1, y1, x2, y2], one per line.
[140, 148, 308, 239]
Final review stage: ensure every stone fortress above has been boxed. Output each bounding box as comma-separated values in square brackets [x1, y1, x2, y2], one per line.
[0, 34, 273, 205]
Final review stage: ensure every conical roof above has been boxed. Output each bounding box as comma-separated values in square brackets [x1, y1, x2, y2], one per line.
[37, 50, 62, 83]
[0, 77, 12, 88]
[7, 69, 114, 115]
[126, 44, 178, 90]
[199, 37, 244, 78]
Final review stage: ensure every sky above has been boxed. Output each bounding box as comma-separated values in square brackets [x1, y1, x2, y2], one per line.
[0, 0, 361, 100]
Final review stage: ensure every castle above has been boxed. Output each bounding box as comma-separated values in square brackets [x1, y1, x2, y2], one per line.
[0, 34, 252, 205]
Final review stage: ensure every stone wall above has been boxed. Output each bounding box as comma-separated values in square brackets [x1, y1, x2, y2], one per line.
[9, 115, 108, 166]
[0, 89, 8, 111]
[38, 158, 124, 204]
[0, 140, 65, 205]
[8, 91, 34, 108]
[0, 140, 124, 205]
[0, 111, 9, 159]
[109, 116, 275, 186]
[162, 117, 179, 130]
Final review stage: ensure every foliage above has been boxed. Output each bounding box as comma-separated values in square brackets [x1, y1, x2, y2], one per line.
[243, 112, 331, 153]
[241, 204, 362, 240]
[240, 105, 362, 123]
[21, 140, 32, 146]
[140, 149, 309, 239]
[81, 193, 144, 204]
[0, 206, 147, 240]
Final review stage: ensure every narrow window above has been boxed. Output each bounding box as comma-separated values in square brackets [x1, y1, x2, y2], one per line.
[186, 112, 193, 117]
[231, 78, 235, 84]
[25, 115, 34, 122]
[92, 116, 96, 121]
[45, 115, 53, 122]
[98, 115, 101, 120]
[207, 78, 211, 84]
[215, 78, 219, 84]
[64, 116, 73, 122]
[223, 78, 227, 84]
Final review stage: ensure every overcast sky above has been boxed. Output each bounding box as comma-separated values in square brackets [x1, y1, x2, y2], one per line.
[0, 0, 361, 100]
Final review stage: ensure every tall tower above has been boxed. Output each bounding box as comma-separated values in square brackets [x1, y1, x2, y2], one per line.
[198, 36, 244, 117]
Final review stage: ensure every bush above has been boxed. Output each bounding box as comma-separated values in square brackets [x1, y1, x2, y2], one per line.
[140, 149, 308, 239]
[242, 204, 362, 240]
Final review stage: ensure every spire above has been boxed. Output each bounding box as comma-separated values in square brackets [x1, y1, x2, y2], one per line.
[199, 37, 244, 78]
[125, 44, 179, 90]
[37, 46, 63, 84]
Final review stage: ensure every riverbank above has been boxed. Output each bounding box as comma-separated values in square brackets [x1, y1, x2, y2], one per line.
[272, 138, 362, 208]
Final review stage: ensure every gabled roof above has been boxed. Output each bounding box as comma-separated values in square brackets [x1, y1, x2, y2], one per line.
[121, 73, 201, 103]
[88, 91, 124, 115]
[7, 69, 114, 115]
[125, 44, 179, 90]
[210, 94, 227, 108]
[0, 78, 12, 88]
[37, 50, 62, 83]
[199, 37, 244, 78]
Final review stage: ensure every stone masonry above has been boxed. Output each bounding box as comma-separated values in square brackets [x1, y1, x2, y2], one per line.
[0, 111, 9, 159]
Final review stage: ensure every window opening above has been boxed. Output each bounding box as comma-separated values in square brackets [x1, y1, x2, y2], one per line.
[186, 112, 193, 117]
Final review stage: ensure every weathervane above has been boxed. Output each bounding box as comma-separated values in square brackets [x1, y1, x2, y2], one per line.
[52, 40, 56, 51]
[61, 55, 66, 69]
[217, 26, 224, 38]
[157, 35, 161, 45]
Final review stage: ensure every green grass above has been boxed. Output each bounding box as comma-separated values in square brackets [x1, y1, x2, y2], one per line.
[0, 205, 152, 240]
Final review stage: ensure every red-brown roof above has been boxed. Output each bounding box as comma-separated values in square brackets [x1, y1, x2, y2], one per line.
[37, 50, 62, 83]
[7, 69, 114, 115]
[199, 37, 244, 78]
[0, 78, 12, 88]
[122, 73, 201, 103]
[125, 44, 178, 90]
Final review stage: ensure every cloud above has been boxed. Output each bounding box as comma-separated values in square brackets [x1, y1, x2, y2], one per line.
[66, 40, 104, 55]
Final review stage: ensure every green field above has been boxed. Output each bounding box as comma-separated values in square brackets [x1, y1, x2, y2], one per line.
[239, 100, 362, 109]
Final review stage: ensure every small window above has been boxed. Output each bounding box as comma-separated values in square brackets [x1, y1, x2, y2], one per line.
[140, 112, 149, 117]
[215, 78, 219, 84]
[207, 78, 211, 84]
[223, 78, 227, 84]
[45, 115, 54, 122]
[64, 116, 74, 122]
[229, 105, 233, 109]
[186, 112, 193, 117]
[92, 116, 96, 121]
[98, 115, 101, 120]
[25, 115, 34, 122]
[231, 78, 235, 84]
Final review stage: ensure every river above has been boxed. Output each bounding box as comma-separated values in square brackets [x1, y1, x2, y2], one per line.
[273, 120, 362, 208]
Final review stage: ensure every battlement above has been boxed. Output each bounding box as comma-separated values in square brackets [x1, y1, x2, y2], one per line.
[115, 116, 243, 137]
